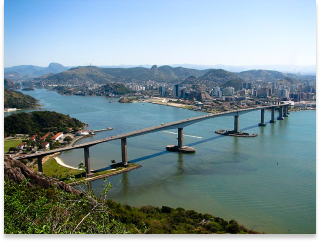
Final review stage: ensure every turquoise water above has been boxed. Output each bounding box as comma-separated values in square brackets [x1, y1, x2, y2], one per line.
[6, 89, 316, 234]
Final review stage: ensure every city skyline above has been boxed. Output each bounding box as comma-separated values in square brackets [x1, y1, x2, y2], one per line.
[4, 0, 316, 68]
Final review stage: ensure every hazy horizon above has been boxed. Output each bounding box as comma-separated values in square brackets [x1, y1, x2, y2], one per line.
[4, 0, 316, 68]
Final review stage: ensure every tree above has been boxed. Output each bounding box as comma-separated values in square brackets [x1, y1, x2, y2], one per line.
[64, 136, 72, 144]
[9, 147, 19, 153]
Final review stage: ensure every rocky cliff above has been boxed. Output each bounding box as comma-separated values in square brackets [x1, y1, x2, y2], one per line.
[4, 156, 81, 195]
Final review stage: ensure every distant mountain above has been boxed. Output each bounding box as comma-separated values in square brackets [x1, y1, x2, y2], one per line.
[171, 64, 316, 75]
[4, 63, 70, 80]
[34, 65, 208, 85]
[25, 64, 315, 91]
[35, 66, 113, 85]
[237, 69, 303, 83]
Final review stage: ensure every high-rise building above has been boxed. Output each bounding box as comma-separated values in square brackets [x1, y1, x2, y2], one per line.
[212, 86, 220, 97]
[173, 84, 180, 98]
[242, 82, 252, 89]
[279, 89, 289, 98]
[159, 86, 166, 97]
[223, 87, 235, 96]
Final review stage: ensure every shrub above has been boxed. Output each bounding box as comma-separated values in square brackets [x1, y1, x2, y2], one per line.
[161, 206, 172, 213]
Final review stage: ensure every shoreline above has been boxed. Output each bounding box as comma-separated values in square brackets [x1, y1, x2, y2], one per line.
[53, 153, 82, 170]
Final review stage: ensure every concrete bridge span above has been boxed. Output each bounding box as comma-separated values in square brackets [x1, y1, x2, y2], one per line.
[16, 104, 290, 176]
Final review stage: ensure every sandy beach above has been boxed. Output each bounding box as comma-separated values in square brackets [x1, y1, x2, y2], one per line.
[53, 154, 82, 170]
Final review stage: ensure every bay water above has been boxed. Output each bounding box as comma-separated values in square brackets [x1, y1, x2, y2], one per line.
[5, 88, 316, 234]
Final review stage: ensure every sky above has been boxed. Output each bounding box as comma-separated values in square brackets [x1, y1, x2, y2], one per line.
[3, 0, 316, 68]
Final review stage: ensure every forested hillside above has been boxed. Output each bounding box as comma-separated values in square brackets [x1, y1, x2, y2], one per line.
[4, 111, 85, 135]
[4, 89, 38, 109]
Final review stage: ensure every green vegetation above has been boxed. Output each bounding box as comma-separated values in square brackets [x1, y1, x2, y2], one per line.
[4, 156, 259, 234]
[4, 177, 259, 234]
[33, 156, 83, 180]
[4, 139, 23, 153]
[4, 179, 129, 234]
[4, 111, 85, 136]
[100, 83, 135, 95]
[4, 89, 38, 109]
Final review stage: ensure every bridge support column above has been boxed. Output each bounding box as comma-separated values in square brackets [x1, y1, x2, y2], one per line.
[121, 138, 128, 167]
[37, 156, 43, 173]
[270, 107, 276, 123]
[277, 106, 284, 120]
[84, 147, 92, 176]
[166, 127, 195, 153]
[259, 109, 266, 126]
[283, 105, 289, 117]
[178, 128, 183, 148]
[234, 115, 239, 133]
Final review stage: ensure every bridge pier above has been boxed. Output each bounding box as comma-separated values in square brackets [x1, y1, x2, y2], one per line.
[178, 128, 183, 148]
[258, 109, 266, 126]
[121, 138, 128, 167]
[166, 127, 195, 153]
[277, 106, 284, 120]
[234, 115, 239, 132]
[270, 107, 276, 123]
[84, 146, 93, 176]
[283, 105, 289, 117]
[37, 156, 43, 173]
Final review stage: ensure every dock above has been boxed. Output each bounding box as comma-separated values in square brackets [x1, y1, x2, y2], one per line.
[94, 127, 113, 133]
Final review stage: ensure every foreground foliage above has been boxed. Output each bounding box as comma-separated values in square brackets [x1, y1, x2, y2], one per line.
[4, 180, 129, 234]
[4, 178, 259, 234]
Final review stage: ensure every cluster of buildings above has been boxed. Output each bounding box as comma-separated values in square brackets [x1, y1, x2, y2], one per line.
[124, 78, 316, 105]
[16, 132, 64, 151]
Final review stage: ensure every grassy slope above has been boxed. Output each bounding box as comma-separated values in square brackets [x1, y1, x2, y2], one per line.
[4, 139, 23, 153]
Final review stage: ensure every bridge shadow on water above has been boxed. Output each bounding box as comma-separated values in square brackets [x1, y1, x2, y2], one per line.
[94, 124, 259, 172]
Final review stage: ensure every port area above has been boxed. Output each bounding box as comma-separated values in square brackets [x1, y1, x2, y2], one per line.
[166, 145, 196, 153]
[215, 129, 258, 137]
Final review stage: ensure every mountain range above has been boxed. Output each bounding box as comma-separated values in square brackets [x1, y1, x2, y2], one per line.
[4, 63, 69, 81]
[5, 63, 316, 91]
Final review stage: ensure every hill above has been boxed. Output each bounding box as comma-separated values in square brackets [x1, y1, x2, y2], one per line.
[4, 89, 39, 109]
[181, 69, 244, 90]
[27, 65, 315, 90]
[4, 156, 259, 234]
[34, 65, 208, 85]
[35, 66, 113, 85]
[4, 78, 19, 89]
[237, 69, 297, 82]
[4, 111, 85, 135]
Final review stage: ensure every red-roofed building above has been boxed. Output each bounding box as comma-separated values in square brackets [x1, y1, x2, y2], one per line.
[51, 132, 64, 141]
[42, 142, 50, 149]
[40, 132, 52, 140]
[29, 134, 37, 141]
[17, 142, 25, 150]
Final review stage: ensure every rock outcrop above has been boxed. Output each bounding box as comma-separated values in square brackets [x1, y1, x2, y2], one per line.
[4, 156, 81, 195]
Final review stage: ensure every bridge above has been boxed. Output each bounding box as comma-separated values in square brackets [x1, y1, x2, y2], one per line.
[16, 103, 290, 176]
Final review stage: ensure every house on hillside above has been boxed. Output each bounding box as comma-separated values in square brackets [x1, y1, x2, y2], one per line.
[40, 132, 52, 140]
[51, 132, 64, 141]
[29, 134, 37, 142]
[17, 142, 25, 150]
[42, 142, 50, 149]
